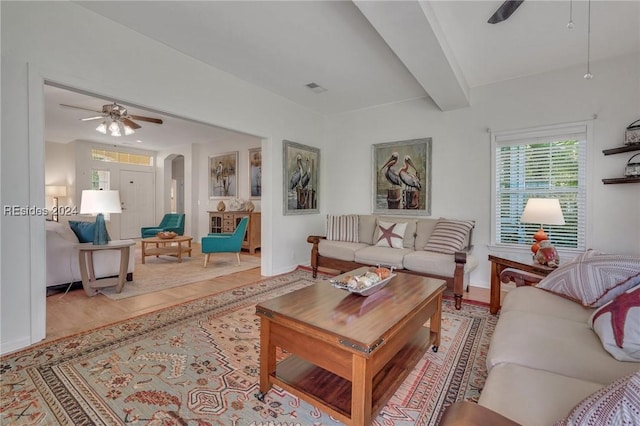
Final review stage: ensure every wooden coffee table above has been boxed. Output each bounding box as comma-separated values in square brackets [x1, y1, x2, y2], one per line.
[141, 235, 193, 264]
[255, 269, 446, 425]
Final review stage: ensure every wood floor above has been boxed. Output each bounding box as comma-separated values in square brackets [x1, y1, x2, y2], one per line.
[45, 260, 491, 345]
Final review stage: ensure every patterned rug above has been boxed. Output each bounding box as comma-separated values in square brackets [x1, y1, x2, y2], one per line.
[1, 269, 497, 425]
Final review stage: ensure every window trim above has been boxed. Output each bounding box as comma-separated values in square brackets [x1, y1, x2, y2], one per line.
[490, 120, 592, 256]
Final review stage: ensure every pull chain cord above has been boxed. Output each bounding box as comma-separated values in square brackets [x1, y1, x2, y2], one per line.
[567, 0, 574, 29]
[584, 0, 593, 79]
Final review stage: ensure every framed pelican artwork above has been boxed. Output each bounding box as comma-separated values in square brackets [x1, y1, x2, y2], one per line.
[373, 138, 432, 215]
[283, 140, 320, 215]
[209, 151, 238, 199]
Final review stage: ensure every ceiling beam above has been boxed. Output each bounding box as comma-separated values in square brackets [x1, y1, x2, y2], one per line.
[354, 0, 470, 111]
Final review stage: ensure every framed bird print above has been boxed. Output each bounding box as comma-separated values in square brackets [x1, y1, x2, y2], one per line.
[373, 138, 431, 215]
[283, 140, 319, 215]
[209, 151, 238, 198]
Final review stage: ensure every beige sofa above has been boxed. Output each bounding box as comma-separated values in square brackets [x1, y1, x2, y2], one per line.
[307, 215, 477, 309]
[441, 274, 640, 425]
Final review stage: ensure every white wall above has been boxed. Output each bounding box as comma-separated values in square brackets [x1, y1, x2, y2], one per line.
[1, 1, 324, 353]
[44, 142, 76, 217]
[325, 54, 640, 287]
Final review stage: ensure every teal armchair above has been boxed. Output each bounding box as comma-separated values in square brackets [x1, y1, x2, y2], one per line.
[201, 216, 249, 267]
[141, 213, 185, 238]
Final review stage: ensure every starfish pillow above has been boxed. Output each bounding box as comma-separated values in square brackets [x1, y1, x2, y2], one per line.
[374, 220, 407, 249]
[590, 283, 640, 361]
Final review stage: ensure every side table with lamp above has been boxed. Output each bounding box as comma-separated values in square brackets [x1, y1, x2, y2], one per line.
[76, 189, 135, 296]
[488, 198, 565, 314]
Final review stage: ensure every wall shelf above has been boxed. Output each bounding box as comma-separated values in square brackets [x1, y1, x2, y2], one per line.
[602, 144, 640, 184]
[602, 145, 640, 155]
[602, 177, 640, 184]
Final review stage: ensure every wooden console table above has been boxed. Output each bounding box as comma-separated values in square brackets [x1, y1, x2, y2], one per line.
[488, 253, 555, 314]
[256, 272, 445, 425]
[77, 240, 135, 297]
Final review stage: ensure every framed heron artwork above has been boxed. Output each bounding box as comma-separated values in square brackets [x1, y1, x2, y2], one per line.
[283, 140, 319, 215]
[209, 151, 238, 198]
[248, 147, 262, 199]
[373, 138, 432, 215]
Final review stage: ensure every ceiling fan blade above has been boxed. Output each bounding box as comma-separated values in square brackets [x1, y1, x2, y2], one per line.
[488, 0, 524, 24]
[80, 115, 105, 121]
[129, 115, 163, 125]
[122, 117, 142, 129]
[60, 103, 103, 114]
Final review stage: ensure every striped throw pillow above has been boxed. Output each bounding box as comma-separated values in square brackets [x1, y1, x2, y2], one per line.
[326, 215, 359, 242]
[423, 219, 474, 254]
[537, 250, 640, 307]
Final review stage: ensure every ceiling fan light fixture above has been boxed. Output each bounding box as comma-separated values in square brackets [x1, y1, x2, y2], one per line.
[123, 123, 135, 136]
[96, 120, 107, 134]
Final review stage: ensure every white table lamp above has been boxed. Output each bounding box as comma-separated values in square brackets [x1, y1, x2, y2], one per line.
[80, 190, 122, 245]
[520, 198, 565, 254]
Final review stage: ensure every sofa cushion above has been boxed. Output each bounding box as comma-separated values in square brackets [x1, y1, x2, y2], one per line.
[326, 214, 359, 242]
[589, 284, 640, 362]
[358, 215, 377, 245]
[69, 220, 96, 243]
[423, 219, 474, 254]
[414, 218, 439, 250]
[537, 250, 640, 308]
[379, 216, 417, 249]
[354, 246, 412, 269]
[478, 363, 603, 426]
[487, 310, 640, 384]
[374, 220, 407, 249]
[318, 240, 370, 262]
[556, 370, 640, 426]
[501, 286, 593, 323]
[403, 251, 478, 279]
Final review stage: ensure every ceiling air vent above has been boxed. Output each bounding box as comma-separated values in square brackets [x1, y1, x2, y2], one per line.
[305, 82, 327, 93]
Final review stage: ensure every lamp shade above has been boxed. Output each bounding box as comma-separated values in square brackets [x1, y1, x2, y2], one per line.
[80, 190, 122, 215]
[520, 198, 565, 225]
[45, 185, 67, 198]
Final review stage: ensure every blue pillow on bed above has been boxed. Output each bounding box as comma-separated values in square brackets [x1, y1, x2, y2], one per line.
[69, 221, 95, 243]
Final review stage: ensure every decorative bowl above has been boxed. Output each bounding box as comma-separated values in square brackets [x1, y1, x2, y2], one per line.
[330, 266, 396, 297]
[157, 231, 177, 239]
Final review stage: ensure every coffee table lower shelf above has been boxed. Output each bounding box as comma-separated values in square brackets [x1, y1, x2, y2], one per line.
[266, 326, 435, 423]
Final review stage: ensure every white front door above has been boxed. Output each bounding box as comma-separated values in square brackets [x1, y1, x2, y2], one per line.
[120, 170, 155, 239]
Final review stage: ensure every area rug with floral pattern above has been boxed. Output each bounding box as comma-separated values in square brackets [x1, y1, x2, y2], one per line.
[1, 268, 497, 425]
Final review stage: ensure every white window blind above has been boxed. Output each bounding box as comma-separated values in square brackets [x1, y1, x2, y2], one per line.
[493, 124, 587, 250]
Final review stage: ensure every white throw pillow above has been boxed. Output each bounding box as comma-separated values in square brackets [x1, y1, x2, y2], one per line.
[374, 220, 407, 249]
[589, 283, 640, 361]
[326, 214, 359, 242]
[537, 250, 640, 307]
[555, 370, 640, 426]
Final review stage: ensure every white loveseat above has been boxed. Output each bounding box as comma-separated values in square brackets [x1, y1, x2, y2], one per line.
[46, 220, 135, 289]
[440, 254, 640, 426]
[307, 215, 478, 309]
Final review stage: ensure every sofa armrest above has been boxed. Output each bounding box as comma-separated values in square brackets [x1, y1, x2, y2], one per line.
[307, 235, 326, 278]
[439, 402, 521, 426]
[500, 268, 545, 287]
[451, 246, 472, 309]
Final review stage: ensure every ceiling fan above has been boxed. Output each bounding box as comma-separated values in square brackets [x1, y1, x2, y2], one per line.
[60, 102, 163, 133]
[488, 0, 524, 24]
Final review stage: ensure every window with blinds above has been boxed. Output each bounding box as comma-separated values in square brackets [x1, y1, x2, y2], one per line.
[492, 123, 588, 250]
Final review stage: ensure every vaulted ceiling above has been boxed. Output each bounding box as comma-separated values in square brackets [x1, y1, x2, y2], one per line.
[47, 1, 640, 150]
